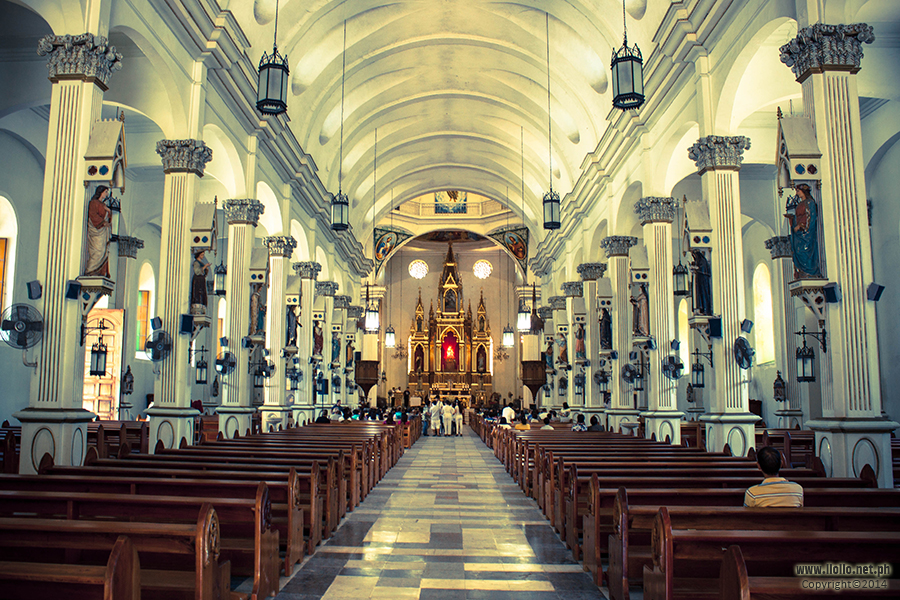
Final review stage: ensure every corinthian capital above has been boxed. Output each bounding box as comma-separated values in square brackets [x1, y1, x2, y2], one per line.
[765, 236, 792, 259]
[577, 263, 607, 281]
[549, 296, 567, 310]
[156, 140, 213, 176]
[348, 306, 364, 319]
[537, 307, 554, 321]
[37, 33, 123, 89]
[264, 236, 297, 258]
[334, 295, 351, 309]
[115, 235, 144, 259]
[780, 23, 875, 82]
[316, 281, 338, 297]
[600, 236, 638, 257]
[293, 261, 321, 280]
[634, 197, 677, 224]
[688, 136, 751, 174]
[224, 198, 264, 226]
[561, 281, 584, 298]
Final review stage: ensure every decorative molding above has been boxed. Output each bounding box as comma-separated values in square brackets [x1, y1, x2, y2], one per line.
[115, 235, 144, 259]
[765, 235, 792, 259]
[780, 23, 875, 82]
[561, 281, 584, 298]
[315, 281, 338, 297]
[264, 236, 297, 258]
[577, 262, 607, 281]
[333, 295, 351, 309]
[537, 306, 554, 321]
[688, 136, 751, 174]
[293, 261, 321, 280]
[600, 236, 638, 257]
[224, 198, 264, 226]
[634, 197, 677, 224]
[549, 296, 567, 310]
[348, 305, 364, 319]
[37, 33, 123, 89]
[156, 139, 213, 176]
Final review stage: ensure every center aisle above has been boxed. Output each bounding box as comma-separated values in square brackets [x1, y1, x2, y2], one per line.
[276, 426, 606, 600]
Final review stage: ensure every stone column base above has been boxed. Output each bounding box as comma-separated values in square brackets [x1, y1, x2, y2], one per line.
[685, 406, 706, 421]
[606, 408, 641, 435]
[775, 408, 803, 429]
[806, 418, 899, 488]
[292, 405, 317, 427]
[259, 406, 293, 432]
[201, 398, 221, 415]
[641, 410, 684, 445]
[216, 405, 256, 439]
[146, 407, 200, 452]
[13, 408, 96, 474]
[700, 413, 760, 456]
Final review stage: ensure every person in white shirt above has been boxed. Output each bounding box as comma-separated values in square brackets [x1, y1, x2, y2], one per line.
[430, 398, 442, 436]
[441, 401, 455, 437]
[453, 401, 464, 436]
[501, 403, 515, 425]
[558, 402, 573, 423]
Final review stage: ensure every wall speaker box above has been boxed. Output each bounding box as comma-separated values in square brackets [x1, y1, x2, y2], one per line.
[65, 281, 82, 300]
[867, 283, 885, 302]
[354, 351, 362, 363]
[179, 314, 194, 334]
[629, 350, 638, 361]
[220, 336, 229, 347]
[150, 316, 162, 330]
[708, 317, 722, 338]
[26, 281, 42, 300]
[241, 336, 252, 349]
[740, 319, 753, 333]
[823, 282, 841, 303]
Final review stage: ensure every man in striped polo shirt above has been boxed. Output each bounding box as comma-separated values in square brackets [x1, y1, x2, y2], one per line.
[744, 445, 804, 507]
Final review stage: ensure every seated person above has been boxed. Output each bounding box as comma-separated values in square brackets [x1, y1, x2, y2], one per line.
[571, 413, 588, 431]
[587, 415, 604, 432]
[744, 446, 804, 507]
[498, 416, 512, 429]
[540, 416, 554, 430]
[515, 414, 531, 431]
[314, 410, 331, 424]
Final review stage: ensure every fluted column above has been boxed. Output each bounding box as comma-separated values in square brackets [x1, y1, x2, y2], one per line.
[316, 281, 339, 408]
[292, 261, 321, 425]
[517, 285, 541, 406]
[259, 236, 296, 431]
[347, 305, 364, 408]
[16, 34, 123, 473]
[781, 24, 896, 486]
[562, 281, 584, 411]
[217, 199, 264, 438]
[578, 264, 607, 417]
[334, 295, 352, 409]
[688, 135, 756, 455]
[537, 306, 554, 409]
[635, 198, 683, 444]
[547, 295, 566, 408]
[766, 236, 804, 428]
[600, 236, 639, 433]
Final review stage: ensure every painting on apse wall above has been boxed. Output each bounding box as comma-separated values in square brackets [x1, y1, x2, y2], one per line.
[373, 227, 412, 275]
[488, 227, 529, 275]
[435, 190, 467, 214]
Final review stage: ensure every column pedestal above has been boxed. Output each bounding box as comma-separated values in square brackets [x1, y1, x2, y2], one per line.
[292, 261, 321, 426]
[601, 236, 638, 433]
[260, 235, 297, 432]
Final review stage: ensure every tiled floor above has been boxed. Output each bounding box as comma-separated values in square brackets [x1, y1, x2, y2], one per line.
[274, 427, 608, 600]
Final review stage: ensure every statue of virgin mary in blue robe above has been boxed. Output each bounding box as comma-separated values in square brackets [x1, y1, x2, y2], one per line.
[785, 184, 822, 278]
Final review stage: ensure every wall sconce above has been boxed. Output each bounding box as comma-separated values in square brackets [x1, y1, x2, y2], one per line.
[673, 263, 690, 296]
[691, 346, 713, 389]
[795, 325, 825, 384]
[89, 336, 108, 377]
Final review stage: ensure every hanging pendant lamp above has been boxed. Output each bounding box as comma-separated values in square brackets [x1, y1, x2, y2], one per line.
[364, 129, 381, 334]
[384, 192, 396, 348]
[611, 0, 645, 110]
[331, 21, 350, 231]
[257, 0, 289, 115]
[542, 13, 560, 230]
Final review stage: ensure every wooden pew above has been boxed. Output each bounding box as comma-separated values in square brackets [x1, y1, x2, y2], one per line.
[642, 506, 900, 600]
[606, 487, 900, 600]
[0, 483, 280, 597]
[0, 503, 231, 600]
[0, 429, 18, 474]
[0, 534, 140, 600]
[718, 543, 900, 599]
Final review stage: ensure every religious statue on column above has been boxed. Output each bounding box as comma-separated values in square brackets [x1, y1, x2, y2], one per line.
[631, 283, 650, 337]
[690, 249, 713, 316]
[190, 249, 210, 315]
[249, 283, 266, 335]
[312, 319, 324, 357]
[599, 308, 612, 350]
[557, 332, 568, 364]
[331, 332, 341, 366]
[286, 306, 298, 347]
[574, 323, 586, 361]
[545, 339, 554, 370]
[345, 339, 355, 367]
[785, 184, 822, 278]
[84, 185, 112, 277]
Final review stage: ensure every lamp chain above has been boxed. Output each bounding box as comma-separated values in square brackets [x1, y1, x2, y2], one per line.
[339, 20, 346, 193]
[545, 12, 552, 193]
[274, 0, 280, 49]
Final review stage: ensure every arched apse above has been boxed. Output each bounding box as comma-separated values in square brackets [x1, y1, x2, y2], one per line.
[202, 124, 245, 198]
[715, 17, 798, 135]
[315, 246, 331, 282]
[614, 181, 643, 236]
[12, 0, 84, 37]
[568, 248, 584, 280]
[290, 220, 311, 261]
[256, 181, 284, 237]
[589, 219, 608, 261]
[105, 25, 188, 140]
[0, 1, 53, 120]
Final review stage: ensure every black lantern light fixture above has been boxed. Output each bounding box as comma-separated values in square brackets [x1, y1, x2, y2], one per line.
[214, 262, 227, 296]
[795, 325, 826, 383]
[673, 262, 690, 296]
[773, 370, 786, 401]
[90, 336, 108, 377]
[364, 283, 380, 333]
[542, 13, 560, 230]
[195, 345, 209, 385]
[691, 346, 713, 389]
[596, 368, 609, 393]
[256, 0, 289, 115]
[331, 21, 350, 231]
[253, 364, 266, 388]
[632, 359, 645, 392]
[611, 0, 645, 110]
